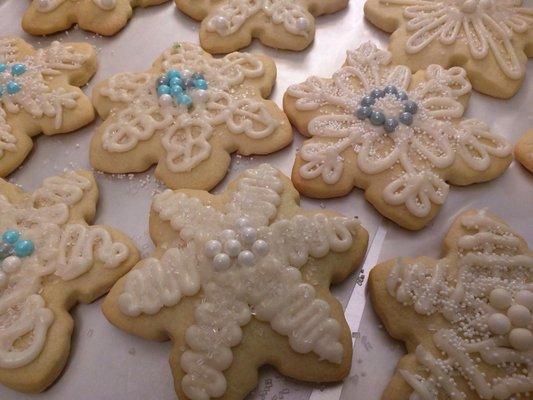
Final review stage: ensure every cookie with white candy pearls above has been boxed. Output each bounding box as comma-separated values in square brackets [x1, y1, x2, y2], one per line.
[23, 0, 169, 36]
[0, 170, 139, 393]
[363, 0, 533, 99]
[370, 209, 533, 400]
[284, 41, 513, 230]
[102, 163, 369, 400]
[90, 42, 292, 191]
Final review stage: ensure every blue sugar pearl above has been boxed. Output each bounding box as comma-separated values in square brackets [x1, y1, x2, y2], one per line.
[360, 96, 374, 107]
[6, 81, 21, 95]
[370, 110, 385, 126]
[192, 72, 204, 80]
[184, 78, 195, 89]
[396, 91, 408, 101]
[404, 100, 418, 114]
[11, 63, 27, 76]
[0, 86, 4, 97]
[399, 112, 413, 126]
[370, 88, 384, 99]
[157, 84, 171, 96]
[0, 63, 6, 73]
[194, 79, 207, 90]
[170, 85, 184, 97]
[178, 94, 192, 106]
[166, 69, 181, 80]
[169, 77, 183, 88]
[384, 85, 397, 95]
[356, 106, 371, 120]
[156, 76, 169, 87]
[2, 229, 20, 245]
[14, 239, 34, 258]
[0, 242, 12, 259]
[384, 117, 399, 133]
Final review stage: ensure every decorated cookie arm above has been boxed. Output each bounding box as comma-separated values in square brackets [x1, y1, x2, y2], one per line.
[515, 130, 533, 173]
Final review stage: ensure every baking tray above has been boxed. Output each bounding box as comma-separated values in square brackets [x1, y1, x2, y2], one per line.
[0, 0, 532, 399]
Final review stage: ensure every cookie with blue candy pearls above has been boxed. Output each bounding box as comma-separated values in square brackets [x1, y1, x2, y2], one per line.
[515, 130, 533, 173]
[22, 0, 169, 36]
[90, 42, 292, 191]
[0, 170, 139, 393]
[0, 37, 96, 177]
[283, 41, 513, 231]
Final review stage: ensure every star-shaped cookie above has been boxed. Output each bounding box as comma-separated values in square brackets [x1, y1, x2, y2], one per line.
[370, 209, 533, 400]
[0, 170, 139, 393]
[0, 37, 96, 178]
[364, 0, 533, 98]
[91, 42, 292, 191]
[103, 163, 369, 400]
[22, 0, 169, 36]
[284, 41, 513, 230]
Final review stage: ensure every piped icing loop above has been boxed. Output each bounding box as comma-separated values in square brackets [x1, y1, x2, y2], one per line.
[34, 0, 117, 12]
[156, 69, 208, 108]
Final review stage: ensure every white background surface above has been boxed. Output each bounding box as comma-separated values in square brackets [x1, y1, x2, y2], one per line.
[0, 0, 531, 399]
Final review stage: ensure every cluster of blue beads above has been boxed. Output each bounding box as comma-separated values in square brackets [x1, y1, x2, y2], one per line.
[0, 229, 35, 260]
[156, 69, 208, 107]
[0, 62, 28, 97]
[356, 85, 418, 133]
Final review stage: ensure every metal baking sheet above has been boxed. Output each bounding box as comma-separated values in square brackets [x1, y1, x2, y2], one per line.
[0, 0, 532, 399]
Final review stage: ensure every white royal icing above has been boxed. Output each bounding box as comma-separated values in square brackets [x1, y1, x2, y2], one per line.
[205, 0, 312, 38]
[0, 171, 129, 369]
[286, 41, 512, 218]
[99, 43, 279, 174]
[379, 0, 533, 79]
[387, 210, 533, 400]
[118, 164, 361, 400]
[34, 0, 116, 12]
[0, 38, 89, 150]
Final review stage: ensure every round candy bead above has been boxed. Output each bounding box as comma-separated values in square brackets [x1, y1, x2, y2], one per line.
[192, 73, 204, 80]
[360, 96, 374, 107]
[370, 88, 384, 99]
[204, 240, 222, 258]
[487, 313, 511, 335]
[11, 63, 27, 76]
[220, 229, 236, 241]
[396, 91, 408, 101]
[6, 82, 21, 95]
[157, 85, 171, 96]
[194, 79, 208, 90]
[178, 94, 192, 107]
[158, 94, 174, 107]
[14, 240, 34, 257]
[224, 239, 242, 258]
[100, 0, 116, 9]
[191, 89, 208, 103]
[237, 250, 255, 267]
[489, 288, 513, 310]
[295, 17, 309, 31]
[0, 242, 12, 259]
[169, 77, 183, 88]
[370, 110, 385, 126]
[404, 100, 418, 114]
[170, 85, 184, 97]
[2, 255, 21, 273]
[399, 112, 413, 126]
[251, 240, 269, 256]
[356, 106, 371, 120]
[240, 227, 257, 245]
[212, 253, 231, 271]
[0, 86, 4, 97]
[507, 304, 531, 328]
[384, 85, 397, 95]
[166, 69, 181, 80]
[235, 217, 250, 229]
[515, 289, 533, 311]
[384, 117, 399, 133]
[0, 271, 7, 289]
[2, 229, 20, 244]
[509, 328, 533, 351]
[156, 76, 169, 87]
[0, 63, 6, 73]
[210, 16, 229, 30]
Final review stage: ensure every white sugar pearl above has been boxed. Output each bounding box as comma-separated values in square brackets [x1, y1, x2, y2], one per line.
[220, 229, 236, 241]
[158, 94, 173, 107]
[487, 313, 511, 335]
[0, 271, 7, 289]
[507, 305, 531, 328]
[99, 0, 116, 10]
[489, 288, 512, 310]
[181, 69, 192, 80]
[224, 239, 242, 257]
[204, 240, 222, 258]
[212, 253, 231, 271]
[191, 89, 208, 104]
[240, 227, 257, 245]
[251, 239, 269, 256]
[37, 0, 50, 10]
[509, 328, 533, 351]
[210, 16, 228, 30]
[2, 256, 21, 273]
[516, 290, 533, 311]
[295, 17, 309, 31]
[238, 250, 255, 267]
[235, 217, 250, 229]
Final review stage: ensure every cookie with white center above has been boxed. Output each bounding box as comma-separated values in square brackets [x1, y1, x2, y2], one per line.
[102, 163, 369, 400]
[284, 41, 513, 230]
[90, 42, 292, 191]
[0, 170, 139, 393]
[22, 0, 169, 36]
[0, 37, 96, 177]
[370, 209, 533, 400]
[363, 0, 533, 99]
[515, 130, 533, 173]
[174, 0, 348, 53]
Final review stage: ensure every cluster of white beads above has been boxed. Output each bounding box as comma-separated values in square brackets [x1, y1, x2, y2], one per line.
[0, 255, 21, 289]
[203, 217, 269, 271]
[487, 287, 533, 351]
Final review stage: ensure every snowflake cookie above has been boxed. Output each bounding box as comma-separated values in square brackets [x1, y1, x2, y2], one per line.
[102, 163, 369, 400]
[0, 170, 139, 393]
[90, 42, 292, 190]
[364, 0, 533, 99]
[515, 130, 533, 174]
[174, 0, 348, 53]
[22, 0, 169, 36]
[369, 209, 533, 400]
[0, 37, 96, 177]
[284, 41, 513, 230]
